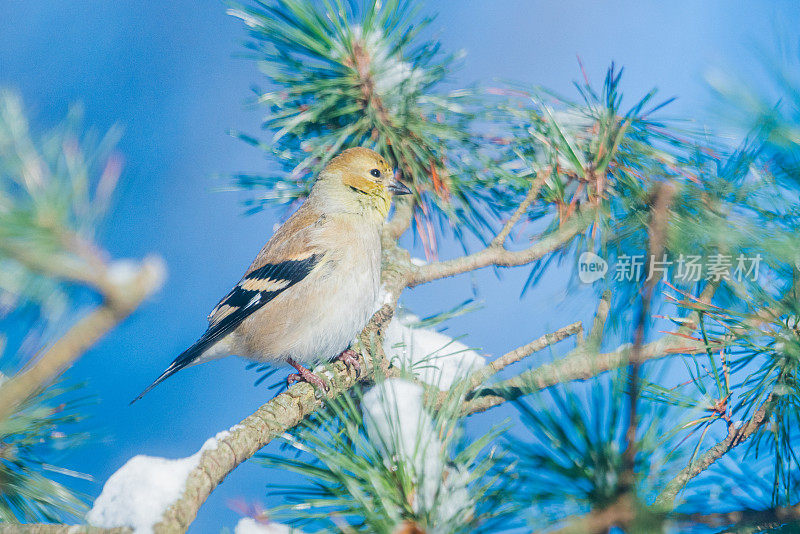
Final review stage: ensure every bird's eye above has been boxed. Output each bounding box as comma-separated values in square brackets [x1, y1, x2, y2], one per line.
[370, 168, 381, 178]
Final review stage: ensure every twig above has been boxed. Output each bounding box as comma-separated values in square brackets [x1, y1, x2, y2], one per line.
[462, 280, 714, 416]
[463, 277, 711, 417]
[622, 182, 676, 492]
[586, 290, 612, 346]
[490, 170, 549, 247]
[654, 394, 776, 509]
[466, 321, 583, 391]
[0, 257, 165, 422]
[462, 328, 709, 415]
[408, 207, 594, 286]
[676, 501, 800, 531]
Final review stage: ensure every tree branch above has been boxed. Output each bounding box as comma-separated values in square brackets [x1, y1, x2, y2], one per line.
[586, 290, 612, 346]
[462, 279, 718, 415]
[545, 495, 636, 534]
[384, 196, 415, 240]
[622, 182, 676, 493]
[408, 208, 594, 287]
[676, 501, 800, 531]
[83, 211, 716, 532]
[0, 257, 165, 422]
[137, 240, 587, 532]
[490, 170, 549, 247]
[462, 329, 709, 415]
[466, 321, 583, 391]
[654, 394, 776, 509]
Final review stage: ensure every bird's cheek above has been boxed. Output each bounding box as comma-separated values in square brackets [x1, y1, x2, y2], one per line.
[343, 172, 380, 195]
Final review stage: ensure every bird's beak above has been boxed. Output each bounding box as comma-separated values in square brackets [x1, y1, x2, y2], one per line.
[388, 176, 412, 196]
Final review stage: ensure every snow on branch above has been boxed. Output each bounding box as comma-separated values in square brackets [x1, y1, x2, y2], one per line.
[383, 314, 486, 390]
[87, 432, 230, 534]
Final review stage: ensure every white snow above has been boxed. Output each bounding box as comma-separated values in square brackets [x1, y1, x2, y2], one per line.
[435, 464, 473, 527]
[328, 25, 423, 112]
[227, 8, 262, 29]
[362, 379, 443, 514]
[382, 314, 486, 390]
[106, 260, 140, 286]
[363, 379, 433, 462]
[235, 517, 295, 534]
[86, 431, 230, 534]
[373, 56, 420, 96]
[374, 284, 394, 312]
[361, 379, 473, 529]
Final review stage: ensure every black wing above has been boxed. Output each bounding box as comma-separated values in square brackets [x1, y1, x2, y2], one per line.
[131, 254, 322, 403]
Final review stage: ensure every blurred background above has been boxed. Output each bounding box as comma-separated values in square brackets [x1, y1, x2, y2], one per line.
[2, 1, 799, 531]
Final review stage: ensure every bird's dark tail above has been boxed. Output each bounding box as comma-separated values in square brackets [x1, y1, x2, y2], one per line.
[130, 339, 209, 404]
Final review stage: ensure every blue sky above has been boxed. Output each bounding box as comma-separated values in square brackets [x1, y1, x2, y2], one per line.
[2, 1, 799, 531]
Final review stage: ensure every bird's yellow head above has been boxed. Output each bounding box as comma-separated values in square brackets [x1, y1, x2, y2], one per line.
[313, 147, 411, 219]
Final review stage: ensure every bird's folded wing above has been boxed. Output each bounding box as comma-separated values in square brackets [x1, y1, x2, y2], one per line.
[130, 254, 324, 403]
[203, 253, 323, 346]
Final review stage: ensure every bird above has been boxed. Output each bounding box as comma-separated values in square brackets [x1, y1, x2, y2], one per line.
[132, 147, 411, 402]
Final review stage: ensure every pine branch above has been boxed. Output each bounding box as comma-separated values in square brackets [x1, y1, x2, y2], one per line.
[0, 90, 167, 525]
[104, 237, 632, 532]
[0, 257, 164, 423]
[543, 495, 637, 534]
[462, 281, 716, 415]
[409, 207, 595, 287]
[84, 230, 718, 533]
[586, 289, 612, 346]
[676, 501, 800, 531]
[622, 182, 676, 494]
[654, 393, 777, 509]
[489, 168, 549, 247]
[462, 327, 708, 416]
[95, 234, 718, 532]
[465, 321, 583, 391]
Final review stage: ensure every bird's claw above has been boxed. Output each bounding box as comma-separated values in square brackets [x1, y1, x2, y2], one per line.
[336, 349, 361, 374]
[286, 357, 328, 391]
[286, 372, 327, 390]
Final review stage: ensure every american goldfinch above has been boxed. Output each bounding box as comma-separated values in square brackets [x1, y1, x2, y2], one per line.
[133, 147, 410, 401]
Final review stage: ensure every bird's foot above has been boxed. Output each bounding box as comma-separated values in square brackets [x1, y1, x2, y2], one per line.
[336, 349, 361, 374]
[286, 357, 327, 391]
